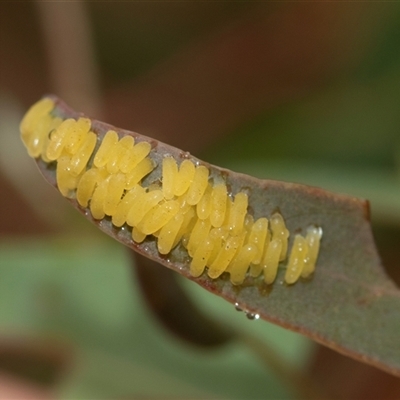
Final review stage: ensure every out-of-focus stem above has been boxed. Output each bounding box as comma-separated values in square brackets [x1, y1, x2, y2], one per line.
[132, 250, 234, 348]
[35, 0, 101, 118]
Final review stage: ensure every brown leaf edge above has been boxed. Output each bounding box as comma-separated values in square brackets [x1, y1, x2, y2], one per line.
[32, 95, 400, 377]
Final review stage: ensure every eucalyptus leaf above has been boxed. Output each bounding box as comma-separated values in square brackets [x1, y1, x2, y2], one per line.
[31, 96, 400, 377]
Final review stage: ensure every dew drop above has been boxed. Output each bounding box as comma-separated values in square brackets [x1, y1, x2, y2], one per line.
[245, 312, 260, 320]
[235, 302, 243, 312]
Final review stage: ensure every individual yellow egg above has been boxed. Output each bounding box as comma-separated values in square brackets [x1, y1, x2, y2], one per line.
[196, 184, 212, 220]
[93, 130, 119, 168]
[227, 192, 248, 235]
[104, 173, 126, 216]
[190, 238, 214, 277]
[174, 159, 196, 196]
[187, 218, 212, 257]
[157, 212, 185, 254]
[20, 98, 55, 150]
[207, 234, 243, 279]
[56, 155, 82, 197]
[176, 194, 192, 214]
[105, 148, 120, 174]
[186, 166, 209, 205]
[262, 239, 282, 285]
[46, 118, 77, 161]
[270, 213, 290, 261]
[125, 158, 155, 190]
[89, 177, 109, 220]
[63, 118, 91, 155]
[104, 135, 133, 174]
[172, 207, 196, 248]
[248, 217, 270, 278]
[206, 227, 228, 265]
[25, 114, 56, 158]
[40, 117, 63, 161]
[301, 226, 323, 278]
[113, 135, 135, 171]
[162, 156, 178, 200]
[126, 189, 164, 227]
[221, 197, 233, 227]
[69, 131, 97, 175]
[119, 141, 151, 173]
[241, 213, 254, 243]
[76, 167, 108, 207]
[229, 243, 258, 285]
[118, 136, 134, 148]
[285, 235, 308, 284]
[132, 226, 147, 243]
[210, 183, 227, 228]
[112, 185, 145, 227]
[103, 144, 120, 175]
[138, 200, 180, 235]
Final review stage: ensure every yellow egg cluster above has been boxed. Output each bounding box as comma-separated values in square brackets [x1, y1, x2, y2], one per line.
[20, 98, 323, 286]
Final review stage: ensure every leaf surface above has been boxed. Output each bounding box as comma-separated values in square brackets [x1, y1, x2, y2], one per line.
[34, 96, 400, 377]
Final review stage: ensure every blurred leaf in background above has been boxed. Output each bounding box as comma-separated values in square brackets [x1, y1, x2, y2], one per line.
[0, 238, 310, 399]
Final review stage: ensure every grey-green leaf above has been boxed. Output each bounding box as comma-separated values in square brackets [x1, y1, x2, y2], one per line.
[33, 96, 400, 377]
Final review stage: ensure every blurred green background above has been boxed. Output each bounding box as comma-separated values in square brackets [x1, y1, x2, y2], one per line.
[0, 2, 399, 399]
